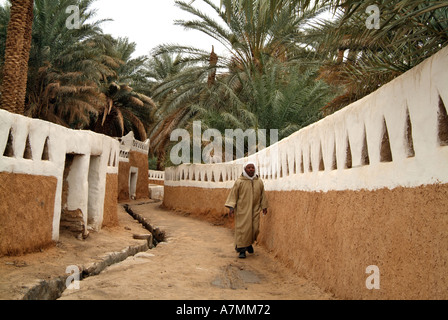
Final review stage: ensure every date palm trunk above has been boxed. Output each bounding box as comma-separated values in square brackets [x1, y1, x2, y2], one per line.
[0, 0, 34, 115]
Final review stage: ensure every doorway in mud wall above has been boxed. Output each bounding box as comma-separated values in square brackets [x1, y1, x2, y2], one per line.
[60, 153, 88, 238]
[129, 167, 138, 200]
[60, 154, 103, 238]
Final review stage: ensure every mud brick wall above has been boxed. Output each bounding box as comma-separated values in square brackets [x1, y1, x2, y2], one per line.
[163, 183, 448, 300]
[0, 108, 120, 251]
[131, 151, 149, 200]
[118, 151, 149, 201]
[163, 186, 232, 229]
[163, 46, 448, 299]
[259, 186, 448, 300]
[0, 173, 57, 256]
[118, 161, 131, 201]
[102, 173, 119, 228]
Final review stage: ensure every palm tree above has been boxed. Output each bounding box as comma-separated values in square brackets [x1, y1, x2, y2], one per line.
[171, 0, 326, 73]
[111, 37, 150, 95]
[145, 51, 205, 169]
[196, 57, 336, 144]
[0, 0, 120, 127]
[307, 0, 448, 113]
[93, 82, 157, 141]
[0, 0, 34, 115]
[1, 0, 157, 137]
[143, 51, 187, 95]
[149, 0, 338, 167]
[92, 37, 157, 141]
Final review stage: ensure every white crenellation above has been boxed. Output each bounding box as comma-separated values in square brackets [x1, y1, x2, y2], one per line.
[0, 110, 120, 240]
[118, 131, 149, 155]
[148, 170, 165, 181]
[165, 45, 448, 192]
[119, 149, 130, 162]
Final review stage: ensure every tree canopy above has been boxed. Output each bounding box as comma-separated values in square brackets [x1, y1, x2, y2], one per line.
[0, 0, 446, 169]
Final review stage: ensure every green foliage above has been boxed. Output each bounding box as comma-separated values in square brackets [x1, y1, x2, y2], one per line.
[147, 0, 338, 167]
[148, 156, 158, 170]
[307, 0, 448, 113]
[3, 0, 443, 167]
[197, 57, 337, 142]
[0, 0, 156, 138]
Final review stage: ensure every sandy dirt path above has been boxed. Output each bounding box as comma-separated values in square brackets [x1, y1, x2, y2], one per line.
[0, 202, 149, 300]
[59, 202, 335, 300]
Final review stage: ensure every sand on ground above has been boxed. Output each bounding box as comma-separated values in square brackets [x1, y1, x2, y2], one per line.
[0, 200, 335, 300]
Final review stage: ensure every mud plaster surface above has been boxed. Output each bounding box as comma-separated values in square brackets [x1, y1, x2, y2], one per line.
[259, 185, 448, 300]
[0, 172, 57, 256]
[130, 152, 149, 200]
[0, 203, 150, 299]
[163, 186, 233, 229]
[118, 151, 149, 201]
[164, 184, 448, 300]
[0, 201, 334, 300]
[148, 179, 164, 186]
[102, 174, 118, 228]
[59, 202, 334, 300]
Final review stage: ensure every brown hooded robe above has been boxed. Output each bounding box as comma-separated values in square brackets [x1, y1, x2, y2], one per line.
[225, 174, 268, 249]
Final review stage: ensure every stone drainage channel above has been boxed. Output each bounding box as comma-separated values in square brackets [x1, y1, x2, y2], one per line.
[22, 204, 165, 300]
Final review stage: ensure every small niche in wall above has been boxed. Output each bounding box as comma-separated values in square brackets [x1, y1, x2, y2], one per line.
[279, 161, 283, 178]
[319, 144, 325, 171]
[300, 153, 304, 174]
[345, 136, 352, 169]
[308, 147, 313, 172]
[23, 135, 33, 160]
[331, 141, 337, 170]
[438, 95, 448, 146]
[380, 118, 393, 162]
[405, 107, 415, 157]
[293, 156, 297, 174]
[41, 137, 50, 161]
[3, 129, 14, 157]
[361, 127, 370, 166]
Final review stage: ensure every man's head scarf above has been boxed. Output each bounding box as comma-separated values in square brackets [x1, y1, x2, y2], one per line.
[243, 161, 257, 180]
